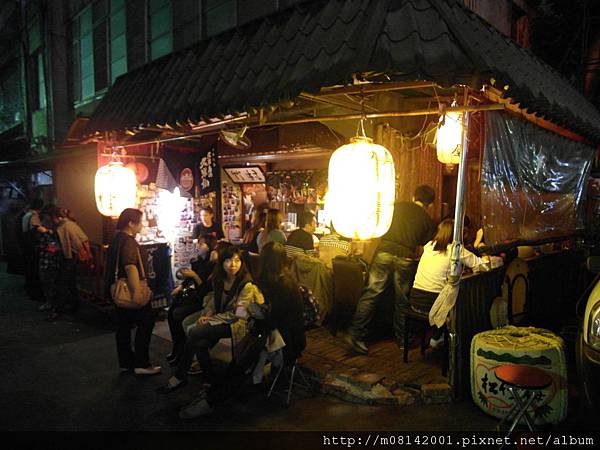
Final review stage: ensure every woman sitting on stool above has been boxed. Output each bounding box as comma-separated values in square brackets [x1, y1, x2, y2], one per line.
[159, 245, 264, 393]
[410, 219, 487, 348]
[257, 241, 306, 365]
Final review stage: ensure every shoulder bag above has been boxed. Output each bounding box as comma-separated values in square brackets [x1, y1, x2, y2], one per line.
[110, 240, 153, 309]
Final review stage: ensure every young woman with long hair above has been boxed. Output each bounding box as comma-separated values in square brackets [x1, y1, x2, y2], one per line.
[409, 219, 488, 347]
[242, 209, 266, 253]
[159, 245, 264, 392]
[256, 208, 286, 252]
[257, 241, 306, 365]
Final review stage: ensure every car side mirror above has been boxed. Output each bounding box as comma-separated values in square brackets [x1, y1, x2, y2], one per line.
[586, 256, 600, 273]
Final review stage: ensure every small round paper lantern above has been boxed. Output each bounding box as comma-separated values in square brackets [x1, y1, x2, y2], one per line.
[95, 161, 137, 217]
[436, 112, 464, 164]
[328, 136, 395, 240]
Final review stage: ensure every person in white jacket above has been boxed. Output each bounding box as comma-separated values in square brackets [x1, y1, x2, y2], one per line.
[409, 219, 488, 347]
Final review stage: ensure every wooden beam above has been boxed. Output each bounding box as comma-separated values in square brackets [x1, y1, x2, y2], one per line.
[298, 93, 378, 112]
[482, 87, 593, 146]
[263, 103, 505, 126]
[316, 81, 439, 96]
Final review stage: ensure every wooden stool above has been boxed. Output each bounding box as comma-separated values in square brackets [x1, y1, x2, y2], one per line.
[403, 308, 448, 377]
[494, 364, 553, 446]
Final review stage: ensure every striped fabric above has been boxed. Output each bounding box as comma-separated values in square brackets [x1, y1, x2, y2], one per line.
[285, 245, 317, 259]
[318, 234, 351, 254]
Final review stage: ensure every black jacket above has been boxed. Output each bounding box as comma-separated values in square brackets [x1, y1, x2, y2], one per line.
[262, 274, 306, 364]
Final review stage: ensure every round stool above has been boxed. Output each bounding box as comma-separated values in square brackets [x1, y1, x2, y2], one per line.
[494, 364, 553, 445]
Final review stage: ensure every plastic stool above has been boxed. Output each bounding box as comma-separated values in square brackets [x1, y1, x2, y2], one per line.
[494, 364, 552, 446]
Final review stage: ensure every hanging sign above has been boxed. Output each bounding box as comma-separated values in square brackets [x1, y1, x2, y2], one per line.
[224, 166, 265, 183]
[198, 147, 219, 194]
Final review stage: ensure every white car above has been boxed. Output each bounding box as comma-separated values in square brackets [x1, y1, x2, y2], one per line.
[577, 257, 600, 420]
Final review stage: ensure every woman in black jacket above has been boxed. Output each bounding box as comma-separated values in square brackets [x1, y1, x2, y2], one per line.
[257, 241, 306, 365]
[166, 234, 218, 366]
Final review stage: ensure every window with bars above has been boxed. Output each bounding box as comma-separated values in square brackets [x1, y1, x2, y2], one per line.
[26, 13, 47, 112]
[0, 69, 23, 132]
[93, 1, 109, 93]
[110, 0, 127, 83]
[70, 5, 94, 103]
[70, 0, 129, 104]
[149, 0, 173, 60]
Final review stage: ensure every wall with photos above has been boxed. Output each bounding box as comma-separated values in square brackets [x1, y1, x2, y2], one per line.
[98, 143, 217, 272]
[136, 181, 217, 271]
[220, 169, 244, 242]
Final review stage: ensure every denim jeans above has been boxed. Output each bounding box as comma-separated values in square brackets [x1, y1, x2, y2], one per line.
[349, 251, 417, 342]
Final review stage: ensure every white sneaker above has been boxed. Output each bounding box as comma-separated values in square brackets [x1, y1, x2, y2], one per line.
[429, 336, 444, 350]
[134, 365, 162, 376]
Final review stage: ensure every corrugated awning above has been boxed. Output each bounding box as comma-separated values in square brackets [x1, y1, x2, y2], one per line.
[85, 0, 600, 143]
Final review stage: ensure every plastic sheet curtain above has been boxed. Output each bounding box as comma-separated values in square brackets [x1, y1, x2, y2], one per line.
[481, 112, 594, 247]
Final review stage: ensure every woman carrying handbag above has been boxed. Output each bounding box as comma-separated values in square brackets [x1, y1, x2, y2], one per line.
[104, 208, 161, 376]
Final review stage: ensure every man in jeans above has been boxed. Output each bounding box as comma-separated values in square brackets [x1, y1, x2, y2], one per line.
[347, 185, 436, 354]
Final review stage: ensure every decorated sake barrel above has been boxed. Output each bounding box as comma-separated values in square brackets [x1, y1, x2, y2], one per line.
[470, 326, 567, 425]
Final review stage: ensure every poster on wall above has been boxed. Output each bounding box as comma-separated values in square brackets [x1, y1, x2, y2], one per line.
[221, 169, 243, 242]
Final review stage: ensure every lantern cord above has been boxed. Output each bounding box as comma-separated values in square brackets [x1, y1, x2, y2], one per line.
[356, 86, 367, 138]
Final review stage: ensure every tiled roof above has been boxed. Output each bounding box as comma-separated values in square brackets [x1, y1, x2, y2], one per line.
[86, 0, 600, 143]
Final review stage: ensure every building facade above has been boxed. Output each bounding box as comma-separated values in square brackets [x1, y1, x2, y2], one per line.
[0, 0, 571, 248]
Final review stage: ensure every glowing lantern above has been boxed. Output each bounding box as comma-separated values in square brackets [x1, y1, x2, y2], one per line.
[95, 161, 137, 217]
[156, 187, 186, 241]
[328, 136, 395, 240]
[436, 111, 464, 164]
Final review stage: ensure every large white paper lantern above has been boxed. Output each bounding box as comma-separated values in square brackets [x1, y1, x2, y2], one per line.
[436, 112, 464, 164]
[328, 136, 395, 240]
[95, 161, 137, 217]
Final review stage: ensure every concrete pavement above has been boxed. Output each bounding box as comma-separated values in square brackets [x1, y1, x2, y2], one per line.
[3, 262, 589, 442]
